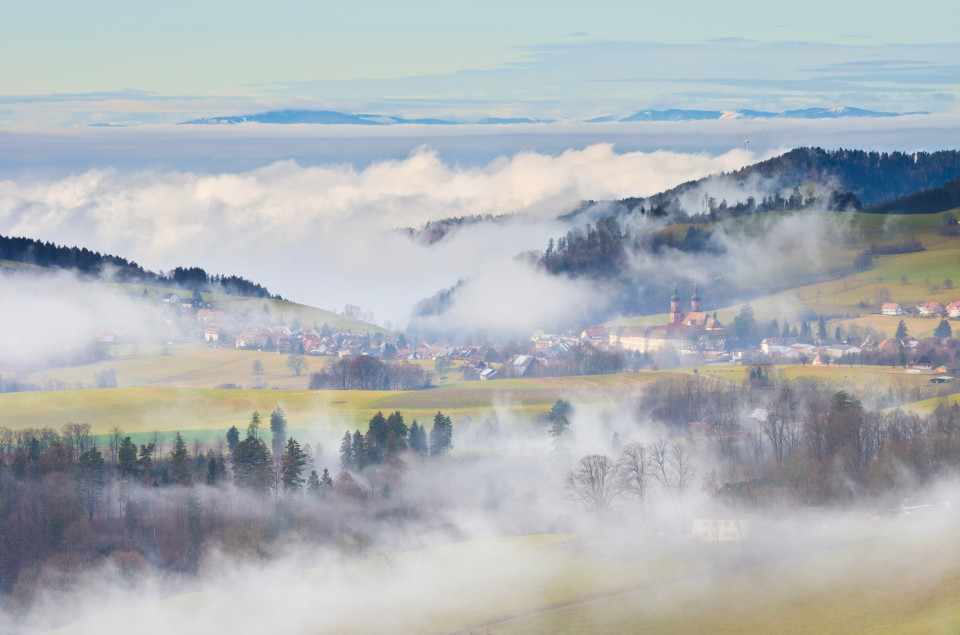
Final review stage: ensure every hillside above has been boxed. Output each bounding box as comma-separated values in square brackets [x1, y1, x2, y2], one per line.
[866, 175, 960, 215]
[0, 233, 281, 300]
[590, 147, 960, 220]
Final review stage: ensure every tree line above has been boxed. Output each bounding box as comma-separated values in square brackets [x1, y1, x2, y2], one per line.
[338, 410, 453, 472]
[0, 234, 281, 299]
[308, 357, 432, 390]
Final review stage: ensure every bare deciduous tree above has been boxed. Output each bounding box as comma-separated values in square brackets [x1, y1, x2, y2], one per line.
[617, 441, 651, 506]
[566, 454, 621, 513]
[651, 437, 696, 502]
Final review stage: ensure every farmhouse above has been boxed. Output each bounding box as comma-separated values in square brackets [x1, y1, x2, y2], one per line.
[946, 301, 960, 318]
[506, 354, 543, 377]
[916, 301, 944, 317]
[610, 284, 726, 355]
[881, 303, 904, 316]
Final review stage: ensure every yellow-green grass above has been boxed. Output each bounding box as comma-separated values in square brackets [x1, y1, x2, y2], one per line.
[207, 295, 391, 335]
[690, 362, 903, 384]
[894, 391, 960, 416]
[0, 373, 662, 441]
[487, 515, 960, 634]
[0, 346, 486, 392]
[0, 346, 316, 391]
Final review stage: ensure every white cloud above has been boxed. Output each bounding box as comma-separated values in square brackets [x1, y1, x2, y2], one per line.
[0, 144, 752, 330]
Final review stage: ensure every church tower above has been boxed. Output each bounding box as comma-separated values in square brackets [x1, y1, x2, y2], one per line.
[669, 281, 681, 324]
[691, 283, 701, 313]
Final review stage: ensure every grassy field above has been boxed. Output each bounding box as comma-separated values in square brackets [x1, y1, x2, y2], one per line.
[0, 346, 461, 392]
[0, 371, 671, 445]
[485, 518, 960, 633]
[1, 346, 316, 391]
[53, 511, 960, 633]
[3, 362, 952, 443]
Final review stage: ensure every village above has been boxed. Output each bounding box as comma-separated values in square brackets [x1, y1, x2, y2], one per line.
[139, 287, 960, 387]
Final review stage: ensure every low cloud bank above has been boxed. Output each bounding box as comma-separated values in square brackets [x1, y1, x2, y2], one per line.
[0, 145, 752, 333]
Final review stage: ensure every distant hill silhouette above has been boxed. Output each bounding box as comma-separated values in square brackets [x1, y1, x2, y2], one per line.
[0, 234, 281, 299]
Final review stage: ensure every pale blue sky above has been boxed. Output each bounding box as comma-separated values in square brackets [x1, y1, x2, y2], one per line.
[0, 0, 957, 124]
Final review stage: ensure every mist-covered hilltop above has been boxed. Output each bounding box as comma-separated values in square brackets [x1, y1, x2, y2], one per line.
[407, 146, 960, 338]
[0, 234, 282, 300]
[583, 147, 960, 221]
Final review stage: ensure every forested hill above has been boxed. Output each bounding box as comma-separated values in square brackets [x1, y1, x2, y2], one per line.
[598, 147, 960, 219]
[865, 175, 960, 215]
[0, 234, 282, 299]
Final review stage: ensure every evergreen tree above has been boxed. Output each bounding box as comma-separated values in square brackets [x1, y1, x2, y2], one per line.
[138, 443, 154, 482]
[206, 455, 218, 485]
[935, 319, 952, 339]
[364, 430, 382, 466]
[247, 411, 261, 439]
[385, 411, 408, 453]
[818, 315, 828, 343]
[429, 411, 453, 457]
[368, 411, 388, 450]
[548, 399, 573, 422]
[339, 430, 355, 471]
[896, 319, 909, 339]
[281, 437, 307, 491]
[307, 469, 321, 495]
[408, 422, 428, 455]
[352, 430, 368, 471]
[118, 436, 138, 477]
[232, 435, 271, 491]
[320, 468, 333, 489]
[549, 414, 571, 453]
[270, 406, 288, 456]
[226, 425, 240, 452]
[169, 432, 191, 485]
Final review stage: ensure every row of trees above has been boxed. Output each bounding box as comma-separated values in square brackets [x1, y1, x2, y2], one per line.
[566, 439, 696, 513]
[309, 358, 431, 391]
[339, 410, 453, 472]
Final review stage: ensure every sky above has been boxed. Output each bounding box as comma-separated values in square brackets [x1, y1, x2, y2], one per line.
[1, 1, 959, 327]
[0, 0, 957, 126]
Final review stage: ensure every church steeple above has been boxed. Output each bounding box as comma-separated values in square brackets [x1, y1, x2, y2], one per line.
[669, 281, 681, 324]
[691, 283, 701, 312]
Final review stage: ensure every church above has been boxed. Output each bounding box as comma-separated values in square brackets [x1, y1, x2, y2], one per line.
[610, 283, 726, 355]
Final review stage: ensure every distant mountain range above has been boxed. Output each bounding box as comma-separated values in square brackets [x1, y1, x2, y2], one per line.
[610, 107, 926, 122]
[182, 107, 925, 126]
[182, 110, 554, 126]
